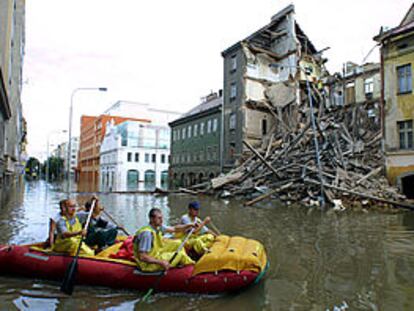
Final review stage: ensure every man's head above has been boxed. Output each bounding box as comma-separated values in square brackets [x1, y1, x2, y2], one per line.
[149, 208, 163, 227]
[59, 199, 67, 214]
[65, 199, 77, 218]
[188, 201, 200, 217]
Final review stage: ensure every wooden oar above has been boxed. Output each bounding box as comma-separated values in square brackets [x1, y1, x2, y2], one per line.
[101, 209, 130, 236]
[60, 199, 96, 295]
[141, 227, 195, 302]
[209, 221, 221, 236]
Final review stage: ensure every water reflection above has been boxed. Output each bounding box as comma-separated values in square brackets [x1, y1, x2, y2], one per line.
[0, 180, 414, 310]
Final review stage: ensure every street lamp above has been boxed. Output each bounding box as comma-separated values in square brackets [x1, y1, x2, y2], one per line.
[67, 87, 108, 193]
[46, 129, 67, 183]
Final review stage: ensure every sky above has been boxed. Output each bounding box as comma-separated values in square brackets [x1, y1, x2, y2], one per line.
[22, 0, 413, 160]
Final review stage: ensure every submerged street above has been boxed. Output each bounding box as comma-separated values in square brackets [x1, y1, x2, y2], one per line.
[0, 180, 413, 310]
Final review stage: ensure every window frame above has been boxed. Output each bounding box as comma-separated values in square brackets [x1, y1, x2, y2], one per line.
[397, 64, 412, 95]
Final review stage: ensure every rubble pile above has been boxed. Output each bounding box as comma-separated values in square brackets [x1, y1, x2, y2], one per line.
[197, 84, 410, 210]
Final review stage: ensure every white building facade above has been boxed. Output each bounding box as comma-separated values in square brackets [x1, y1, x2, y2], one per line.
[100, 120, 170, 192]
[55, 137, 79, 176]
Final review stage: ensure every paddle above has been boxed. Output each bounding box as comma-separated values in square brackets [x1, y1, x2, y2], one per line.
[209, 221, 221, 236]
[60, 199, 96, 295]
[141, 226, 195, 302]
[101, 209, 130, 236]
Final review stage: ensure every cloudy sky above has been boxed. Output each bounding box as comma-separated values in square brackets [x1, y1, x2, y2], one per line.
[22, 0, 413, 160]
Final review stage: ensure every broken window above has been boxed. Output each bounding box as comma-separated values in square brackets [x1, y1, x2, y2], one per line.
[364, 78, 374, 98]
[398, 120, 413, 150]
[397, 64, 412, 94]
[229, 113, 236, 130]
[230, 83, 237, 101]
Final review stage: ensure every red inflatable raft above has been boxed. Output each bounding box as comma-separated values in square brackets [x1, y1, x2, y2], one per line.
[0, 235, 268, 294]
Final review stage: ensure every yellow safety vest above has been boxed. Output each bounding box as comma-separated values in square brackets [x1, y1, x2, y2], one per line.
[175, 214, 202, 239]
[133, 225, 163, 259]
[52, 216, 93, 256]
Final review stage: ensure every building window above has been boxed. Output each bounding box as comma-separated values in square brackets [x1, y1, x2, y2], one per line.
[229, 113, 236, 130]
[231, 55, 237, 72]
[135, 152, 139, 162]
[207, 120, 212, 133]
[398, 120, 413, 149]
[262, 119, 267, 136]
[188, 125, 192, 138]
[194, 124, 198, 137]
[161, 154, 166, 163]
[127, 152, 132, 162]
[345, 82, 355, 104]
[397, 64, 412, 94]
[364, 78, 374, 97]
[145, 153, 150, 163]
[230, 83, 237, 100]
[182, 127, 186, 140]
[200, 122, 205, 135]
[152, 154, 156, 163]
[213, 118, 218, 132]
[187, 153, 191, 163]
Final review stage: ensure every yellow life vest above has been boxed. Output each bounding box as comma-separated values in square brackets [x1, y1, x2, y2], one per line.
[133, 225, 194, 272]
[133, 225, 163, 260]
[175, 214, 202, 239]
[52, 215, 94, 256]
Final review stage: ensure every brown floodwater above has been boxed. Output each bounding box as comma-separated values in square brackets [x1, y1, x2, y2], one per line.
[1, 180, 414, 310]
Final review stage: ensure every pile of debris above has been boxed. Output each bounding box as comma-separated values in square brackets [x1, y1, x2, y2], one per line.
[192, 82, 411, 211]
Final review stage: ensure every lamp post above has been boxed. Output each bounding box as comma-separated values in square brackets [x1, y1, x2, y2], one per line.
[46, 129, 67, 183]
[67, 87, 107, 193]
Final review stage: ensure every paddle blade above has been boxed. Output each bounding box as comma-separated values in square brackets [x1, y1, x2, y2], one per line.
[60, 258, 78, 295]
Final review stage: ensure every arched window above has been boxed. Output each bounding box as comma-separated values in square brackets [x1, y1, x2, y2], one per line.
[144, 170, 156, 190]
[127, 170, 139, 191]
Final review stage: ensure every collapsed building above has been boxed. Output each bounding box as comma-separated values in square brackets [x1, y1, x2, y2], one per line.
[186, 5, 411, 210]
[221, 4, 328, 171]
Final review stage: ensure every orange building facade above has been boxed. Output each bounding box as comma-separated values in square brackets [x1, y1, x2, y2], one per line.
[78, 115, 150, 191]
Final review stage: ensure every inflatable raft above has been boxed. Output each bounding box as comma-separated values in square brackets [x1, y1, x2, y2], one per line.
[0, 235, 268, 294]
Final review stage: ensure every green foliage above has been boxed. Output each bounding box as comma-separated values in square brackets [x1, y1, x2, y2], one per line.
[42, 156, 65, 181]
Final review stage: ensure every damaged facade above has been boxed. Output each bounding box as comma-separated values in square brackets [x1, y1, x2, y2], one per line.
[375, 4, 414, 199]
[221, 4, 326, 171]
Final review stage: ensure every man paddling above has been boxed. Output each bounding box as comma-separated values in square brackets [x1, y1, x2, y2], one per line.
[52, 199, 94, 256]
[179, 201, 216, 256]
[133, 208, 195, 272]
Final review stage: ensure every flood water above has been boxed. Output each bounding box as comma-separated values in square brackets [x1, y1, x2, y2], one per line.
[1, 180, 414, 310]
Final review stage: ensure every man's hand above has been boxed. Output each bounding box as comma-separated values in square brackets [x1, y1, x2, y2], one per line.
[204, 216, 211, 224]
[80, 229, 87, 237]
[159, 260, 171, 270]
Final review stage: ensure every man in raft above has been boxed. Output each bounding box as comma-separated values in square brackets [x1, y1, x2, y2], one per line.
[179, 201, 216, 256]
[45, 199, 67, 248]
[52, 199, 94, 256]
[82, 198, 119, 251]
[133, 208, 195, 271]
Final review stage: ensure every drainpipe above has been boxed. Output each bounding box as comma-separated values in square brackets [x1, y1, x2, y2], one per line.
[220, 92, 224, 173]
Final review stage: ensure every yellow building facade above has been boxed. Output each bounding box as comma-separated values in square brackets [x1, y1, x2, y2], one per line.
[375, 4, 414, 198]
